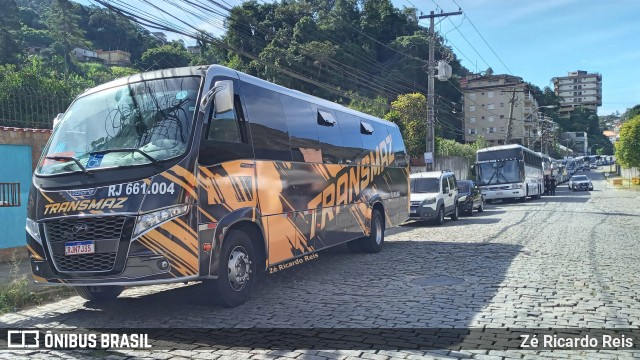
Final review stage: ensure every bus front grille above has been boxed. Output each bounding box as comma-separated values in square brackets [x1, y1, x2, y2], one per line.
[53, 253, 117, 272]
[44, 217, 126, 242]
[43, 216, 126, 273]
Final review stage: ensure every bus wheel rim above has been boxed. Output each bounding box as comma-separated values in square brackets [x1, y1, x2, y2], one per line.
[228, 246, 250, 291]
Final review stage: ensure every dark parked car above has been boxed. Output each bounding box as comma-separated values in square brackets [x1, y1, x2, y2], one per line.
[457, 180, 484, 216]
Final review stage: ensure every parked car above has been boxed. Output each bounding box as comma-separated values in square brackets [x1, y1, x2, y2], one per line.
[568, 175, 593, 191]
[456, 180, 484, 216]
[409, 170, 459, 225]
[590, 163, 597, 169]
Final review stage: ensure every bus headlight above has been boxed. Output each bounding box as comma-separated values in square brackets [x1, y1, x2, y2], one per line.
[26, 218, 41, 244]
[511, 184, 523, 189]
[133, 205, 189, 239]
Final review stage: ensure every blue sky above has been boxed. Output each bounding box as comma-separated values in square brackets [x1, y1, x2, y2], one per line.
[419, 0, 640, 116]
[81, 0, 639, 116]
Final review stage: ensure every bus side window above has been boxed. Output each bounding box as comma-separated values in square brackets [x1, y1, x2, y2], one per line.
[336, 112, 364, 164]
[372, 121, 391, 166]
[311, 105, 343, 164]
[281, 95, 320, 163]
[204, 95, 243, 143]
[388, 126, 407, 167]
[199, 94, 253, 166]
[360, 120, 379, 161]
[243, 84, 292, 161]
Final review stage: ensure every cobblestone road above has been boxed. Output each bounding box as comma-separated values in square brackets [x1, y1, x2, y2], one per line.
[2, 170, 640, 359]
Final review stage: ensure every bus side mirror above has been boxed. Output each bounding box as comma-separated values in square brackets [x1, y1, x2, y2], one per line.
[470, 164, 476, 177]
[214, 80, 234, 114]
[200, 80, 234, 114]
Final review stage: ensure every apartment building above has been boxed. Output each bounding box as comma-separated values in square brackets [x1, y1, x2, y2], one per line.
[462, 74, 540, 146]
[552, 70, 602, 116]
[561, 131, 589, 156]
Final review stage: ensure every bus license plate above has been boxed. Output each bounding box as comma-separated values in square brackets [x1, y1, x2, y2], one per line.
[65, 241, 95, 256]
[495, 191, 504, 196]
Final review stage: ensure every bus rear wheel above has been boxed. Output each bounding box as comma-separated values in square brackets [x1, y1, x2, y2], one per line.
[75, 286, 123, 302]
[209, 230, 257, 307]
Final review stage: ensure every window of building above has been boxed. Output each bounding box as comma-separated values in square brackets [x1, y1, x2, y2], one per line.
[488, 116, 495, 122]
[488, 103, 495, 110]
[488, 91, 494, 98]
[469, 93, 476, 100]
[500, 103, 504, 107]
[469, 105, 476, 112]
[500, 127, 505, 132]
[489, 127, 496, 133]
[469, 117, 476, 123]
[468, 128, 477, 135]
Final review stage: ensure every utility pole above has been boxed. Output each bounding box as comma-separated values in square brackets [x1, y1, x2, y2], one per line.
[419, 9, 462, 171]
[504, 89, 517, 144]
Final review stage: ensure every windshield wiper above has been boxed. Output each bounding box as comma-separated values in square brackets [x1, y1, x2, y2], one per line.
[45, 155, 92, 176]
[89, 148, 160, 166]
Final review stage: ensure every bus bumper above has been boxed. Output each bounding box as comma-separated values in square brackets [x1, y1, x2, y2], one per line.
[481, 189, 525, 200]
[29, 256, 199, 286]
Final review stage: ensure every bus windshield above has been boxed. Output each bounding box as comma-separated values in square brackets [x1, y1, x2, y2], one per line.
[477, 159, 521, 185]
[37, 76, 201, 175]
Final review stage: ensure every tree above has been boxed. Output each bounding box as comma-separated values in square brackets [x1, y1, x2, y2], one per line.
[46, 0, 90, 78]
[0, 0, 22, 64]
[621, 105, 640, 122]
[139, 42, 192, 70]
[385, 93, 427, 158]
[615, 115, 640, 168]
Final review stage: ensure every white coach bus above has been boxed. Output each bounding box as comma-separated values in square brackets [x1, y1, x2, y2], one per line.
[474, 144, 544, 202]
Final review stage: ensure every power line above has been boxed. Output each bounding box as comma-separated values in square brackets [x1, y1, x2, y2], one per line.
[450, 0, 513, 75]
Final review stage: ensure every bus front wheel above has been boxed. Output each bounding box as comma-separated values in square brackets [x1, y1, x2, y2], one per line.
[210, 230, 258, 307]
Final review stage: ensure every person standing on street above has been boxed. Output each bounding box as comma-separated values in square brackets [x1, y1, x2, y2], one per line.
[550, 176, 557, 195]
[544, 175, 550, 195]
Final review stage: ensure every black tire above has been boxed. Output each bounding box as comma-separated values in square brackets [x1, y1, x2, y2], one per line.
[208, 230, 258, 307]
[451, 204, 459, 220]
[75, 286, 123, 302]
[434, 205, 445, 226]
[360, 210, 385, 253]
[467, 205, 473, 216]
[477, 199, 484, 213]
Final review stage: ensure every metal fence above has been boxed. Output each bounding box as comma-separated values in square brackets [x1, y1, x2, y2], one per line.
[0, 87, 73, 129]
[0, 183, 21, 207]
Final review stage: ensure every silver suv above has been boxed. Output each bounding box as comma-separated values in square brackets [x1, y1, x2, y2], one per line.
[409, 171, 459, 225]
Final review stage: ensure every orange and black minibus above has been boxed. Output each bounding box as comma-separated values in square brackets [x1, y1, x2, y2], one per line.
[26, 65, 409, 306]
